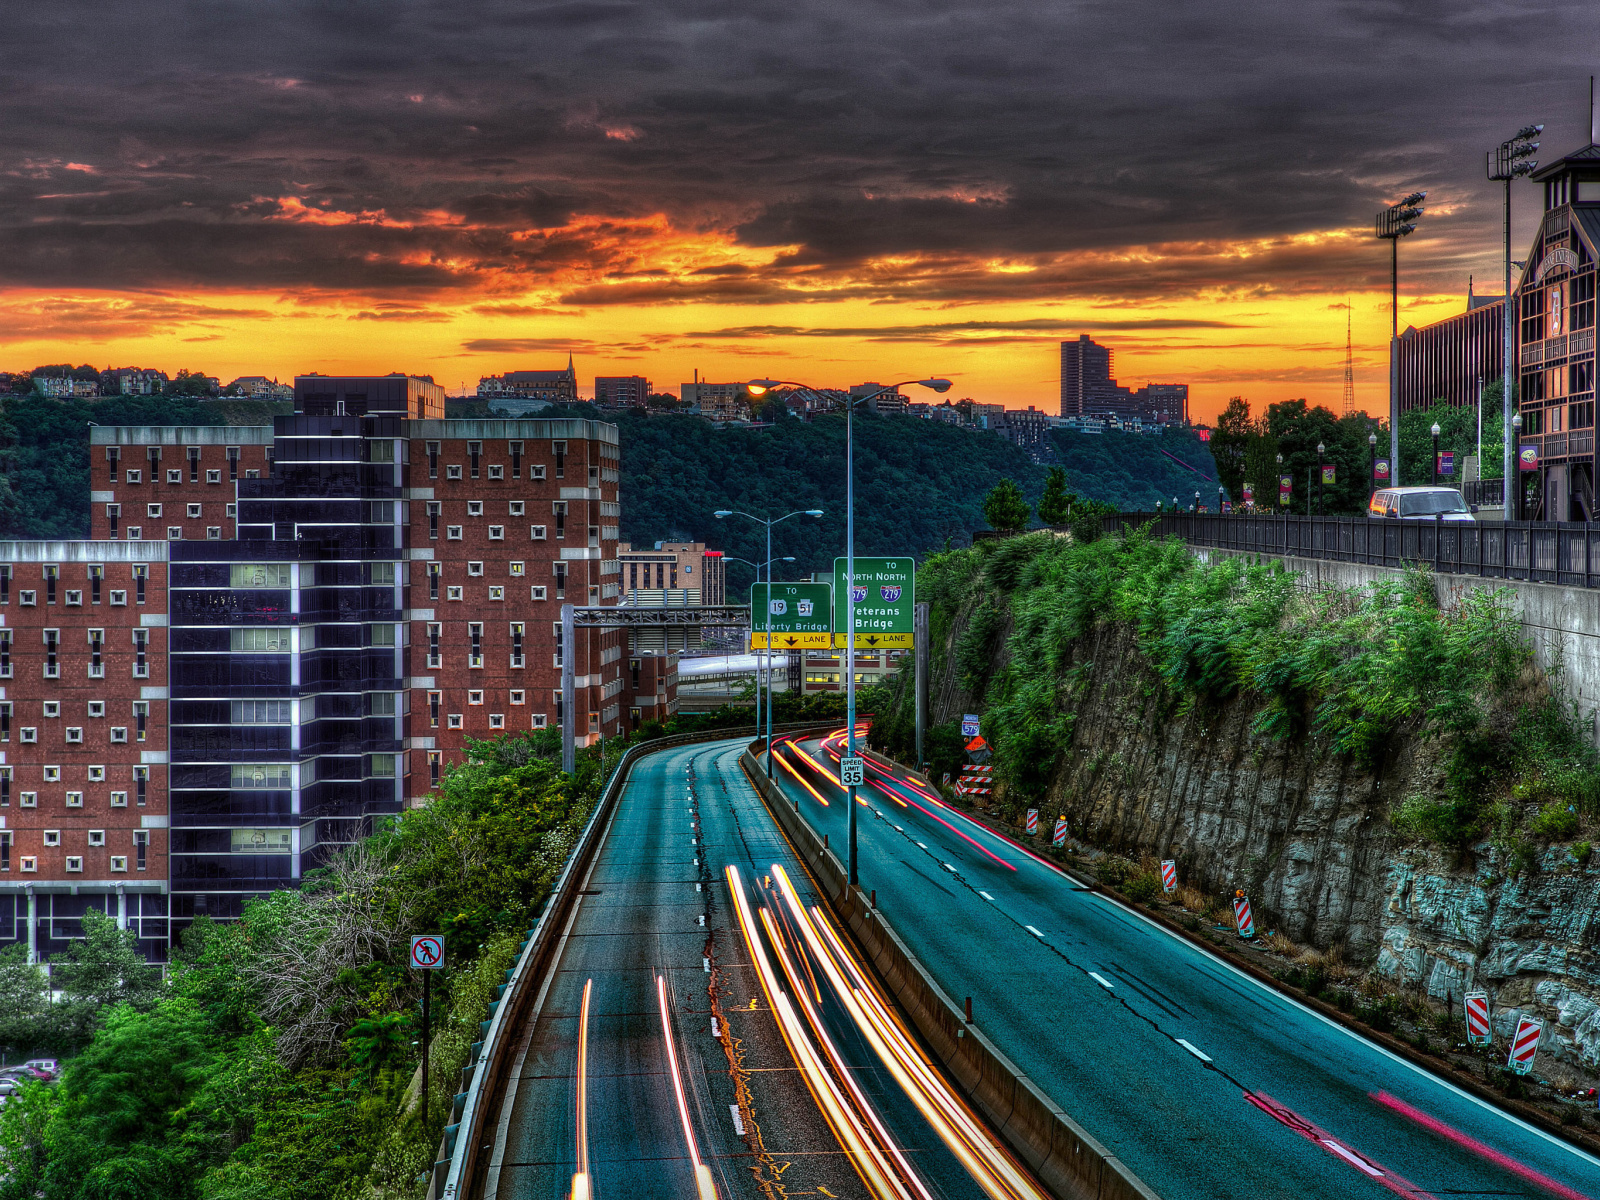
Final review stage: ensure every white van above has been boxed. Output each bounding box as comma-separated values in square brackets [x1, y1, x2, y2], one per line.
[1368, 487, 1477, 521]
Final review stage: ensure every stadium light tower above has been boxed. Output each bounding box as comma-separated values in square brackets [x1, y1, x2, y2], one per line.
[1377, 191, 1426, 486]
[1488, 124, 1542, 499]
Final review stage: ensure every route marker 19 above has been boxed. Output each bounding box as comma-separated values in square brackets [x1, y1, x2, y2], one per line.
[1464, 990, 1492, 1046]
[839, 755, 866, 787]
[1508, 1015, 1543, 1075]
[410, 934, 445, 969]
[1232, 895, 1255, 938]
[1051, 816, 1068, 848]
[1025, 809, 1038, 836]
[1160, 860, 1177, 892]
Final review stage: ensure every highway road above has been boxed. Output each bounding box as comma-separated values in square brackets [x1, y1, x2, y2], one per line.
[481, 737, 1046, 1200]
[760, 730, 1600, 1200]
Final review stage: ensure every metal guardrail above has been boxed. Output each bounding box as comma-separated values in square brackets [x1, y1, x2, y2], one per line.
[431, 721, 834, 1200]
[1098, 511, 1600, 588]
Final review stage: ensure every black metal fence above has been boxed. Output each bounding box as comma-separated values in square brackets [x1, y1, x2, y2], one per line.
[1098, 511, 1600, 587]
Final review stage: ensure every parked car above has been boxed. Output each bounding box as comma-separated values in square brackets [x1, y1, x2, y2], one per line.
[23, 1058, 58, 1078]
[0, 1065, 50, 1083]
[1368, 486, 1477, 521]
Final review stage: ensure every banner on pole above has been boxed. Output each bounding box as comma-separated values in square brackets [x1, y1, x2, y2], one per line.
[1374, 458, 1391, 482]
[1520, 444, 1540, 472]
[1437, 450, 1456, 477]
[1321, 464, 1337, 485]
[1278, 475, 1292, 505]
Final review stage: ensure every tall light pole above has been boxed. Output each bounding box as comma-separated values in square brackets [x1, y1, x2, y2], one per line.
[747, 376, 951, 885]
[1368, 430, 1378, 496]
[1511, 413, 1523, 519]
[714, 510, 822, 776]
[1431, 422, 1442, 485]
[720, 552, 795, 769]
[1489, 126, 1541, 506]
[1377, 191, 1426, 485]
[1317, 442, 1326, 515]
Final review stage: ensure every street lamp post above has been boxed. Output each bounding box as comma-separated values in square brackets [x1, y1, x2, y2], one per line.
[1193, 490, 1200, 513]
[1316, 442, 1326, 516]
[1218, 484, 1226, 512]
[1368, 430, 1378, 496]
[720, 552, 796, 770]
[1431, 422, 1442, 485]
[1511, 413, 1523, 519]
[747, 376, 951, 885]
[1377, 191, 1426, 486]
[1489, 125, 1542, 501]
[713, 510, 823, 776]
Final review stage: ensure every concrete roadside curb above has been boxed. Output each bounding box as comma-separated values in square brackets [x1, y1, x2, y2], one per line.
[740, 749, 1161, 1200]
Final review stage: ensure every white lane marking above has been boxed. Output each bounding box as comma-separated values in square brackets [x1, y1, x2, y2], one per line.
[1025, 925, 1044, 938]
[1176, 1039, 1212, 1063]
[1090, 972, 1115, 990]
[979, 891, 995, 901]
[703, 956, 711, 972]
[916, 842, 927, 849]
[941, 862, 957, 873]
[893, 825, 903, 832]
[1321, 1140, 1383, 1177]
[711, 1018, 720, 1039]
[730, 1105, 747, 1137]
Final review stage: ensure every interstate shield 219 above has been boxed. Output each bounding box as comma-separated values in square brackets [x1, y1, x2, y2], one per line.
[832, 556, 914, 649]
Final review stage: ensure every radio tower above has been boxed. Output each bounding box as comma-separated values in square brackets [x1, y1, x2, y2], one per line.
[1341, 304, 1356, 416]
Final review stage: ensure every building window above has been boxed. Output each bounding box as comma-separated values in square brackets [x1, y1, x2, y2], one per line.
[509, 561, 525, 577]
[21, 728, 36, 744]
[446, 464, 463, 480]
[43, 701, 60, 718]
[66, 790, 83, 806]
[427, 501, 441, 539]
[43, 765, 60, 782]
[0, 768, 8, 806]
[468, 441, 482, 478]
[134, 831, 148, 870]
[147, 503, 162, 518]
[530, 464, 546, 481]
[207, 526, 222, 539]
[369, 754, 396, 778]
[110, 589, 127, 605]
[88, 764, 106, 781]
[426, 623, 442, 668]
[489, 713, 504, 729]
[44, 629, 59, 677]
[488, 586, 504, 601]
[207, 469, 222, 484]
[228, 446, 240, 481]
[428, 690, 441, 727]
[19, 791, 36, 808]
[167, 468, 182, 484]
[89, 564, 102, 604]
[531, 524, 547, 540]
[125, 527, 142, 541]
[447, 585, 463, 601]
[133, 631, 149, 677]
[488, 525, 505, 540]
[467, 561, 484, 577]
[468, 622, 483, 668]
[553, 562, 566, 599]
[0, 565, 8, 604]
[553, 501, 566, 538]
[428, 751, 441, 787]
[167, 526, 183, 540]
[447, 713, 463, 729]
[468, 689, 484, 705]
[447, 525, 463, 540]
[65, 856, 83, 873]
[64, 589, 82, 606]
[88, 701, 105, 718]
[187, 503, 202, 518]
[467, 501, 483, 517]
[427, 440, 439, 478]
[110, 727, 128, 743]
[110, 855, 127, 872]
[553, 440, 566, 478]
[532, 713, 548, 729]
[43, 830, 60, 847]
[488, 464, 504, 480]
[44, 564, 58, 604]
[65, 727, 83, 744]
[0, 631, 9, 678]
[225, 502, 237, 519]
[134, 563, 148, 604]
[510, 689, 525, 705]
[126, 469, 141, 485]
[427, 562, 441, 601]
[509, 440, 523, 477]
[532, 585, 547, 601]
[111, 790, 128, 806]
[134, 702, 149, 741]
[88, 829, 105, 847]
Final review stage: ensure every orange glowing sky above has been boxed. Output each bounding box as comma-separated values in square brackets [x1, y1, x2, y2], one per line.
[3, 2, 1593, 425]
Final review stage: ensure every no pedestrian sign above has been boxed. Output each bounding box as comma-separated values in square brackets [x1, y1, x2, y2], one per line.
[410, 935, 445, 970]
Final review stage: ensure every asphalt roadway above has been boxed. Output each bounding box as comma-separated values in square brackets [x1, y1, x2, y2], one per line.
[762, 732, 1600, 1200]
[482, 737, 1026, 1200]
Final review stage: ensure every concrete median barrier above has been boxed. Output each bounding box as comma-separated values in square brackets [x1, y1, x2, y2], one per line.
[741, 748, 1160, 1200]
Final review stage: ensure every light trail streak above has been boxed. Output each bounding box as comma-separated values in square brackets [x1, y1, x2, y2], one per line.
[725, 865, 918, 1200]
[1246, 1091, 1438, 1199]
[1370, 1091, 1593, 1200]
[775, 747, 830, 806]
[656, 974, 720, 1200]
[771, 865, 1050, 1200]
[571, 978, 593, 1200]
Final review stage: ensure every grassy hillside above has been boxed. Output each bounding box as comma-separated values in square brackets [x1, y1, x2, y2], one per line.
[1049, 426, 1219, 510]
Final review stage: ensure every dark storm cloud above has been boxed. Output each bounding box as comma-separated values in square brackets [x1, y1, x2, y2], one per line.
[4, 0, 1595, 298]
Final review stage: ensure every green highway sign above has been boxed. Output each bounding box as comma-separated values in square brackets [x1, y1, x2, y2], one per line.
[751, 581, 834, 650]
[832, 556, 914, 649]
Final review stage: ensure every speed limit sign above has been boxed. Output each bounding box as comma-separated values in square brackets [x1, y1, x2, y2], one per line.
[840, 756, 866, 787]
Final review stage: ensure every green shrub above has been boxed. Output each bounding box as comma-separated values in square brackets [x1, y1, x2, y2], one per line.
[1096, 856, 1137, 887]
[1573, 841, 1593, 865]
[1531, 803, 1580, 841]
[1123, 872, 1161, 903]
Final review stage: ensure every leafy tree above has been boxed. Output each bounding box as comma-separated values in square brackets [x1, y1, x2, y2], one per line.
[1210, 396, 1253, 500]
[162, 369, 217, 397]
[51, 909, 162, 1044]
[1242, 428, 1283, 508]
[0, 1078, 57, 1200]
[1264, 398, 1384, 516]
[41, 1000, 219, 1200]
[1037, 467, 1073, 525]
[1398, 396, 1503, 488]
[982, 477, 1031, 532]
[0, 944, 52, 1054]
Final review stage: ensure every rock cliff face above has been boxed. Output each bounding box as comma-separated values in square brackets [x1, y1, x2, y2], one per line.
[944, 620, 1600, 1072]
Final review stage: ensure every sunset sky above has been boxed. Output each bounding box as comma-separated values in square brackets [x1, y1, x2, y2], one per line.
[5, 1, 1598, 424]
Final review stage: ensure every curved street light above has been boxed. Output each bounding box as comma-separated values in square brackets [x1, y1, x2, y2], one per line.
[744, 377, 951, 883]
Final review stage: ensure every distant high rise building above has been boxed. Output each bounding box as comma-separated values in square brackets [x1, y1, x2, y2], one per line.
[1060, 335, 1188, 424]
[1059, 335, 1113, 417]
[595, 376, 651, 407]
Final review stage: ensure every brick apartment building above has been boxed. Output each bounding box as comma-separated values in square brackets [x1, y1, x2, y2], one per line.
[1, 374, 648, 963]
